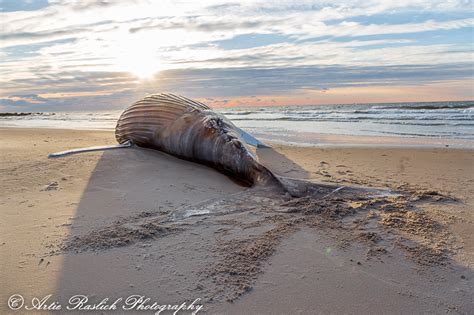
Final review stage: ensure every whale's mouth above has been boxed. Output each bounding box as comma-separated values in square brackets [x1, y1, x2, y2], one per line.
[277, 176, 402, 199]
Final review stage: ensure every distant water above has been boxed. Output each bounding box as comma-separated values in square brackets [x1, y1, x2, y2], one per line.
[1, 101, 473, 147]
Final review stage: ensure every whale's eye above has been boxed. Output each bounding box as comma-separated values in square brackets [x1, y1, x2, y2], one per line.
[231, 139, 244, 150]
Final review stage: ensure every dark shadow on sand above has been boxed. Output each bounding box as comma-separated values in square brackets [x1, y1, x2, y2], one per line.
[53, 147, 245, 306]
[52, 147, 474, 313]
[256, 147, 311, 179]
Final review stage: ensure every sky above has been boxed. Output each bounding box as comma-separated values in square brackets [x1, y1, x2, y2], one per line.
[0, 0, 473, 111]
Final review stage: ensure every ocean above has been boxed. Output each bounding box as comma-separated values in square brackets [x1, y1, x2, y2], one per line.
[1, 101, 473, 148]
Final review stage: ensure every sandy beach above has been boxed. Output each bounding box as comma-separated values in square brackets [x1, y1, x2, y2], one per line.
[1, 127, 473, 314]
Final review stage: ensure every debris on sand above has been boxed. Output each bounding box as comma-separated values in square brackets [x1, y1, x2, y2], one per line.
[279, 196, 357, 219]
[380, 210, 441, 236]
[410, 190, 458, 202]
[62, 220, 178, 252]
[393, 184, 458, 202]
[41, 181, 59, 191]
[208, 220, 300, 302]
[380, 209, 454, 266]
[58, 180, 460, 301]
[396, 238, 449, 266]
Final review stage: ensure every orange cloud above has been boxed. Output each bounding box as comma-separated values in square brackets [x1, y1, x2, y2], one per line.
[200, 80, 473, 107]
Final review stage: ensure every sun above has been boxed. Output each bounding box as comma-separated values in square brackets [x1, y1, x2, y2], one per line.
[127, 60, 160, 79]
[115, 43, 162, 79]
[117, 53, 161, 79]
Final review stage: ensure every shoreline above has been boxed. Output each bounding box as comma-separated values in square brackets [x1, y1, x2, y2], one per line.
[1, 126, 473, 150]
[1, 128, 473, 314]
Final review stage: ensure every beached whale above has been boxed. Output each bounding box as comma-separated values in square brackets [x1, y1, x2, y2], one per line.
[49, 94, 406, 220]
[50, 93, 287, 192]
[115, 93, 286, 191]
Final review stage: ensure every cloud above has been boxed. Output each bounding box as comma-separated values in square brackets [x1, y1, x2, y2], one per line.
[0, 0, 473, 111]
[149, 64, 473, 98]
[128, 18, 265, 34]
[1, 62, 471, 111]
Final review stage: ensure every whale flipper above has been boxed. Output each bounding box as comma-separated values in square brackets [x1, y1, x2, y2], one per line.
[48, 141, 133, 158]
[237, 128, 270, 148]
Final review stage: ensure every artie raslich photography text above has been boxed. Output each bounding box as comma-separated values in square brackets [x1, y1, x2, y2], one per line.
[8, 294, 203, 314]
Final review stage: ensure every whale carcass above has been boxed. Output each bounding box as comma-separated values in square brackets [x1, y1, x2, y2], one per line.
[115, 93, 285, 191]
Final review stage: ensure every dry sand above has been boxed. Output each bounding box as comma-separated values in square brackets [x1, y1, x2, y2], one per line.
[1, 127, 473, 314]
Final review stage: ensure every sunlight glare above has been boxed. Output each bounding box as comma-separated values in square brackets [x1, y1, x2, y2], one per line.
[115, 37, 162, 79]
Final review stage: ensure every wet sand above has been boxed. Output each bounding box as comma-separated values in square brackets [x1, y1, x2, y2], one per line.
[1, 127, 473, 314]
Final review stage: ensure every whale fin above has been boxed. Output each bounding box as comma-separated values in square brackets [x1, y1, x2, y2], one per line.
[48, 141, 133, 158]
[237, 128, 270, 148]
